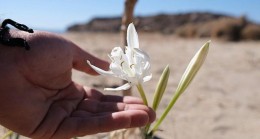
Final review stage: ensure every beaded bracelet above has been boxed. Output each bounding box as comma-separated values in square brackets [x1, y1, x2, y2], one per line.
[0, 19, 34, 50]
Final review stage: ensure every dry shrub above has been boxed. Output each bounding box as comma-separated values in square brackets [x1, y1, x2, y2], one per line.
[175, 24, 197, 38]
[166, 15, 260, 41]
[196, 22, 214, 38]
[175, 22, 215, 38]
[241, 24, 260, 40]
[175, 21, 221, 39]
[211, 17, 246, 41]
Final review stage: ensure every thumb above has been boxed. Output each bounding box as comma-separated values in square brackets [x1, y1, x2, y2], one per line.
[72, 43, 109, 75]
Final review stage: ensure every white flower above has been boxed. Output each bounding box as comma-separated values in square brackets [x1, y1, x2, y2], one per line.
[87, 23, 152, 91]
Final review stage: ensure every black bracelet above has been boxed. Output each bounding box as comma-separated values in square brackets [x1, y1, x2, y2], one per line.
[0, 19, 34, 50]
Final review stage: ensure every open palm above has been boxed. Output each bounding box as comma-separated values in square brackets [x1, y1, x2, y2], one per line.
[0, 31, 155, 139]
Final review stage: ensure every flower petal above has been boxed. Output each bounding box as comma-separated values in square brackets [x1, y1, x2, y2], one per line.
[127, 23, 139, 49]
[125, 46, 134, 64]
[87, 60, 114, 76]
[111, 47, 123, 57]
[88, 23, 152, 90]
[104, 83, 132, 91]
[110, 63, 123, 75]
[143, 74, 152, 82]
[134, 48, 150, 61]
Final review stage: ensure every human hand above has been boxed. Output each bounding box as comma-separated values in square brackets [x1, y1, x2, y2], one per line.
[0, 30, 155, 139]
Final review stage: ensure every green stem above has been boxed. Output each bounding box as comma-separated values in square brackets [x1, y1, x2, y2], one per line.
[15, 133, 20, 139]
[136, 84, 148, 106]
[1, 130, 13, 139]
[136, 84, 150, 136]
[144, 123, 151, 133]
[149, 89, 182, 134]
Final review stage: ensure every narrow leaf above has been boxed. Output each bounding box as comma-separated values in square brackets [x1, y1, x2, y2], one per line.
[150, 41, 210, 133]
[152, 65, 170, 111]
[175, 41, 210, 95]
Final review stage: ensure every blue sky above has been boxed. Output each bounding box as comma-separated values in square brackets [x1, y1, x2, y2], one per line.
[1, 0, 259, 32]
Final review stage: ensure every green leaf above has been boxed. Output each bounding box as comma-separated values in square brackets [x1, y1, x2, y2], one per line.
[174, 41, 210, 95]
[152, 65, 170, 111]
[0, 130, 13, 139]
[150, 41, 210, 133]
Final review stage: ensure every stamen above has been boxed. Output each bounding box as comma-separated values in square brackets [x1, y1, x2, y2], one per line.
[120, 61, 125, 68]
[130, 64, 135, 69]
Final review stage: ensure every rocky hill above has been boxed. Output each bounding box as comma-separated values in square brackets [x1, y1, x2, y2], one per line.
[67, 12, 260, 41]
[67, 12, 229, 33]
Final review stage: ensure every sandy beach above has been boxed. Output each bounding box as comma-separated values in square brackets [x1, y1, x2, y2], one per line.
[1, 32, 260, 139]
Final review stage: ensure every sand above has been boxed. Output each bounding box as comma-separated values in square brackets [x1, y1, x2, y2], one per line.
[1, 32, 260, 139]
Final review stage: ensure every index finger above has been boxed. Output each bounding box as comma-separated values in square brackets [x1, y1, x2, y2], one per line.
[72, 44, 109, 75]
